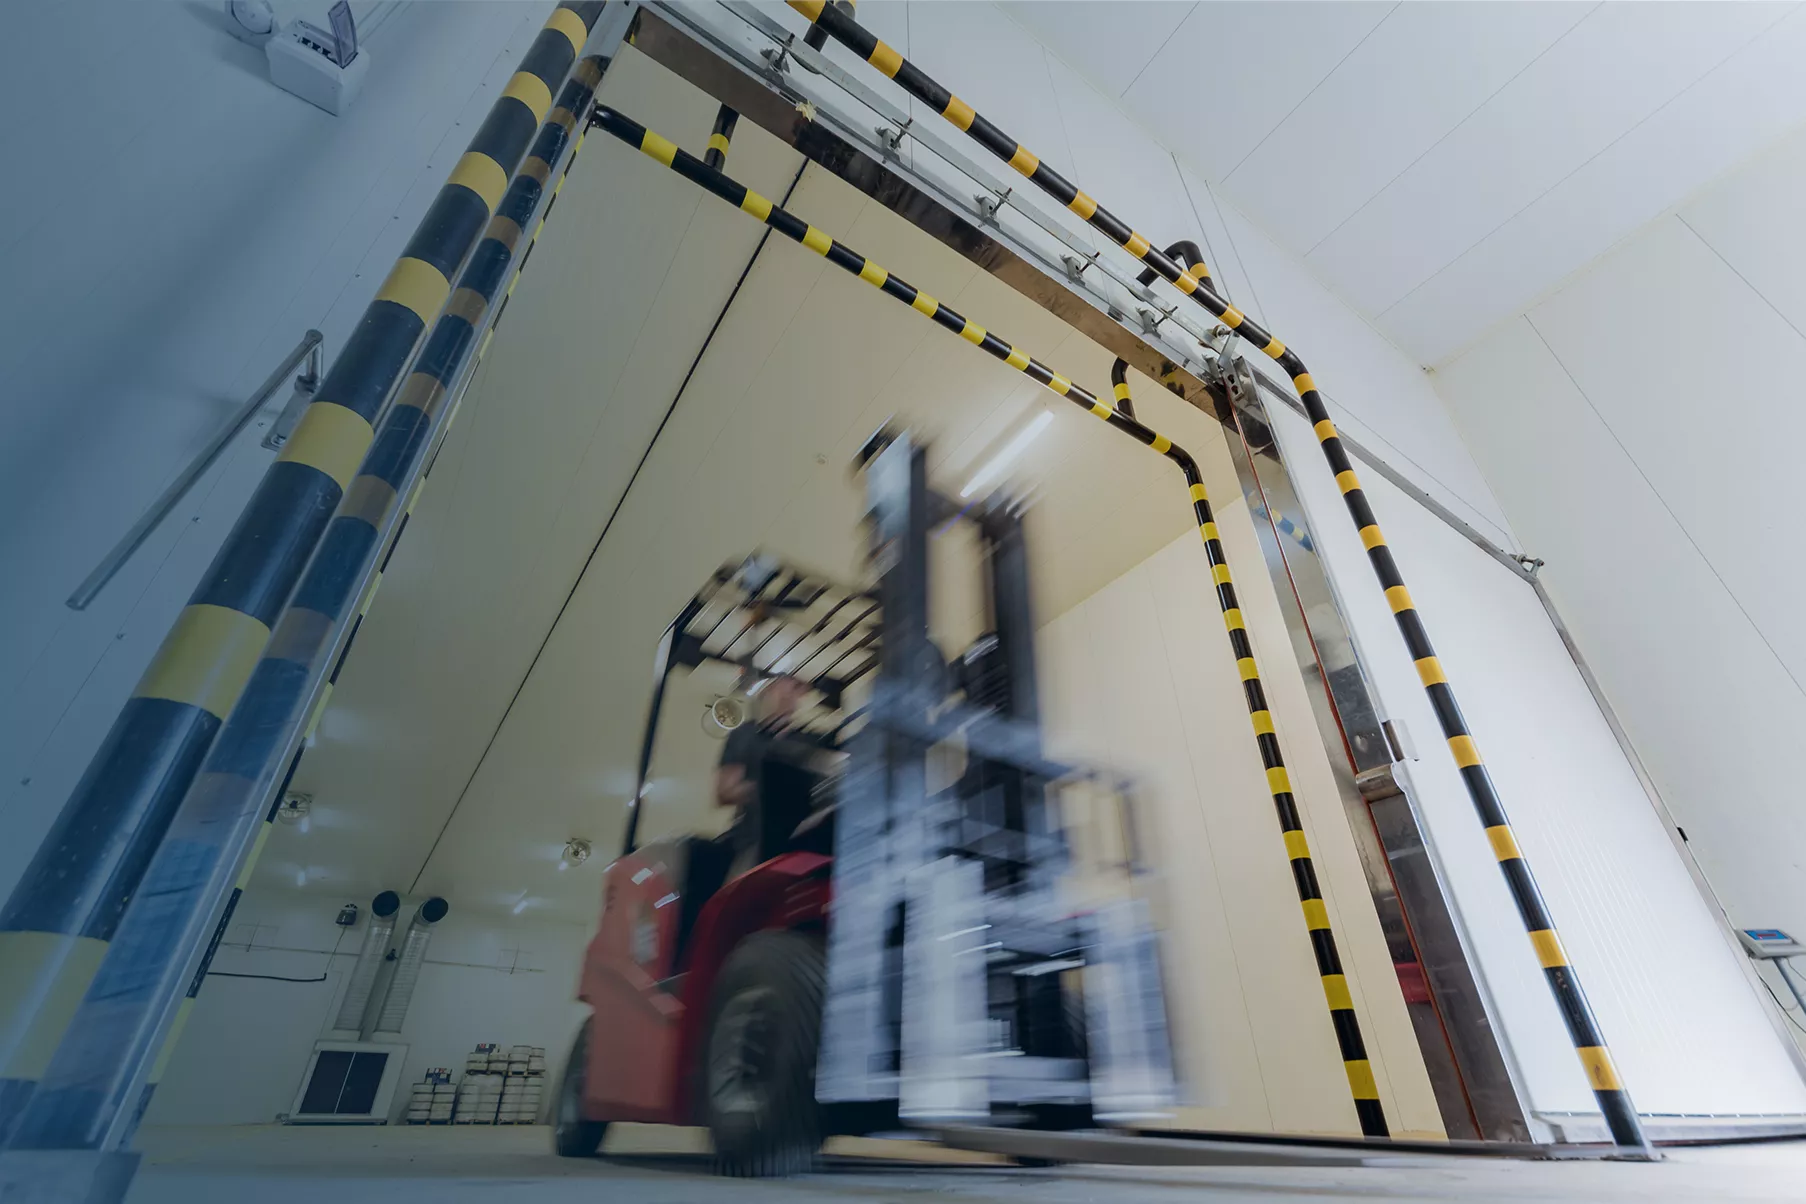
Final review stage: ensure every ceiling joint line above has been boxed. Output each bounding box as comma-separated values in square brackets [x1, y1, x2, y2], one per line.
[1675, 213, 1806, 346]
[1221, 2, 1401, 185]
[1302, 1, 1604, 259]
[1119, 2, 1198, 100]
[1523, 314, 1806, 705]
[1376, 6, 1794, 324]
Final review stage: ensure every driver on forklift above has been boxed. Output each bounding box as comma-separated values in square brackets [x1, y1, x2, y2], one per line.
[714, 674, 813, 874]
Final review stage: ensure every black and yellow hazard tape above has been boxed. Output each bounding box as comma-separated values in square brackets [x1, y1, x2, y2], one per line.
[592, 103, 1390, 1138]
[0, 2, 607, 1134]
[789, 0, 1647, 1149]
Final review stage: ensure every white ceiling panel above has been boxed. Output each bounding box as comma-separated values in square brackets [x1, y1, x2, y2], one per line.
[1002, 1, 1194, 97]
[1385, 6, 1806, 363]
[1308, 1, 1793, 320]
[1120, 2, 1394, 186]
[1225, 1, 1587, 253]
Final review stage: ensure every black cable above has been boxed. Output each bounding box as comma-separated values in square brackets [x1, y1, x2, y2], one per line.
[412, 156, 814, 891]
[206, 970, 329, 984]
[207, 909, 355, 985]
[1756, 959, 1806, 1036]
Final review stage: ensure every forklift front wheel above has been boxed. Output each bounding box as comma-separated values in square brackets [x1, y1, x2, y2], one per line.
[552, 1017, 609, 1157]
[703, 930, 826, 1177]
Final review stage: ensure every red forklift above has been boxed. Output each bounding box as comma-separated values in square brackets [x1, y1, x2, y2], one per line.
[553, 431, 1176, 1175]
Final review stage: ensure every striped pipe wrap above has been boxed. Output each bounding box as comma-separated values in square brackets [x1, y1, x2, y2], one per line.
[1135, 239, 1213, 293]
[1108, 357, 1136, 420]
[592, 105, 1389, 1138]
[4, 58, 612, 1154]
[704, 105, 738, 171]
[787, 0, 1648, 1149]
[0, 1, 605, 1138]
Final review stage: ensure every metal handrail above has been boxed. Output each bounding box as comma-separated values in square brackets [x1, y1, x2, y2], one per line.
[65, 330, 323, 611]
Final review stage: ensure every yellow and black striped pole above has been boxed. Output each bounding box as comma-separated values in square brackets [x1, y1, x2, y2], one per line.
[788, 0, 1649, 1150]
[4, 48, 615, 1156]
[0, 1, 607, 1141]
[590, 105, 1390, 1137]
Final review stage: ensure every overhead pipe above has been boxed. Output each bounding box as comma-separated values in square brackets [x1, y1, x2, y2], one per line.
[786, 0, 1651, 1155]
[590, 104, 1391, 1139]
[1108, 358, 1135, 421]
[703, 1, 853, 171]
[1135, 239, 1212, 293]
[0, 3, 616, 1157]
[703, 104, 738, 170]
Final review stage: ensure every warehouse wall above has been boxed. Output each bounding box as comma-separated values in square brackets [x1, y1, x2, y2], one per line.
[1431, 124, 1806, 1060]
[0, 0, 559, 899]
[1038, 469, 1444, 1138]
[1273, 399, 1806, 1129]
[146, 887, 589, 1126]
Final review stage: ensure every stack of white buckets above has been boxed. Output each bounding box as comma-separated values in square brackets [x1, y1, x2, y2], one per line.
[403, 1075, 456, 1124]
[403, 1044, 547, 1124]
[453, 1043, 547, 1124]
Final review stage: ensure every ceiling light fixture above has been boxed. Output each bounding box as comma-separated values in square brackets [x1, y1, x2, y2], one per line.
[960, 410, 1053, 499]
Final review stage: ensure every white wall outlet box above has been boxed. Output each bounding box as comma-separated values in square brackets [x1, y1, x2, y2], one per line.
[266, 20, 368, 115]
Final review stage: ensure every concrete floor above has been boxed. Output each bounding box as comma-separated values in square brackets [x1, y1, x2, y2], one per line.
[131, 1123, 1806, 1203]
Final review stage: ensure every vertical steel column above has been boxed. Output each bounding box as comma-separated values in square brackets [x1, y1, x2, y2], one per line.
[3, 18, 617, 1162]
[589, 107, 1391, 1136]
[789, 0, 1650, 1151]
[0, 0, 610, 1151]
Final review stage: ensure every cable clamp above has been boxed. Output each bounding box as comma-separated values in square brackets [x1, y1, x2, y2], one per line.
[1137, 304, 1177, 335]
[974, 187, 1010, 224]
[760, 43, 793, 76]
[875, 117, 912, 158]
[1061, 253, 1099, 284]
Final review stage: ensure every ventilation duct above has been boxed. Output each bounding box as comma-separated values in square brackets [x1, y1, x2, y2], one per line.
[371, 897, 449, 1036]
[332, 890, 400, 1033]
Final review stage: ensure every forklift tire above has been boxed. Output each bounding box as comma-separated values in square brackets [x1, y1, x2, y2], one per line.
[702, 930, 826, 1177]
[552, 1018, 608, 1157]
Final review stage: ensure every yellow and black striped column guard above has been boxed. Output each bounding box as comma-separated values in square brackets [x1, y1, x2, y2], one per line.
[788, 0, 1649, 1150]
[0, 0, 607, 1138]
[6, 47, 615, 1151]
[591, 104, 1390, 1138]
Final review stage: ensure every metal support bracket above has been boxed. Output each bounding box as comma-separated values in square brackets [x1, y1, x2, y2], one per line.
[974, 187, 1009, 224]
[875, 117, 910, 158]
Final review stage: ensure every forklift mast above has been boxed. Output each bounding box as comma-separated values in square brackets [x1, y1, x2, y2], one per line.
[818, 429, 1175, 1123]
